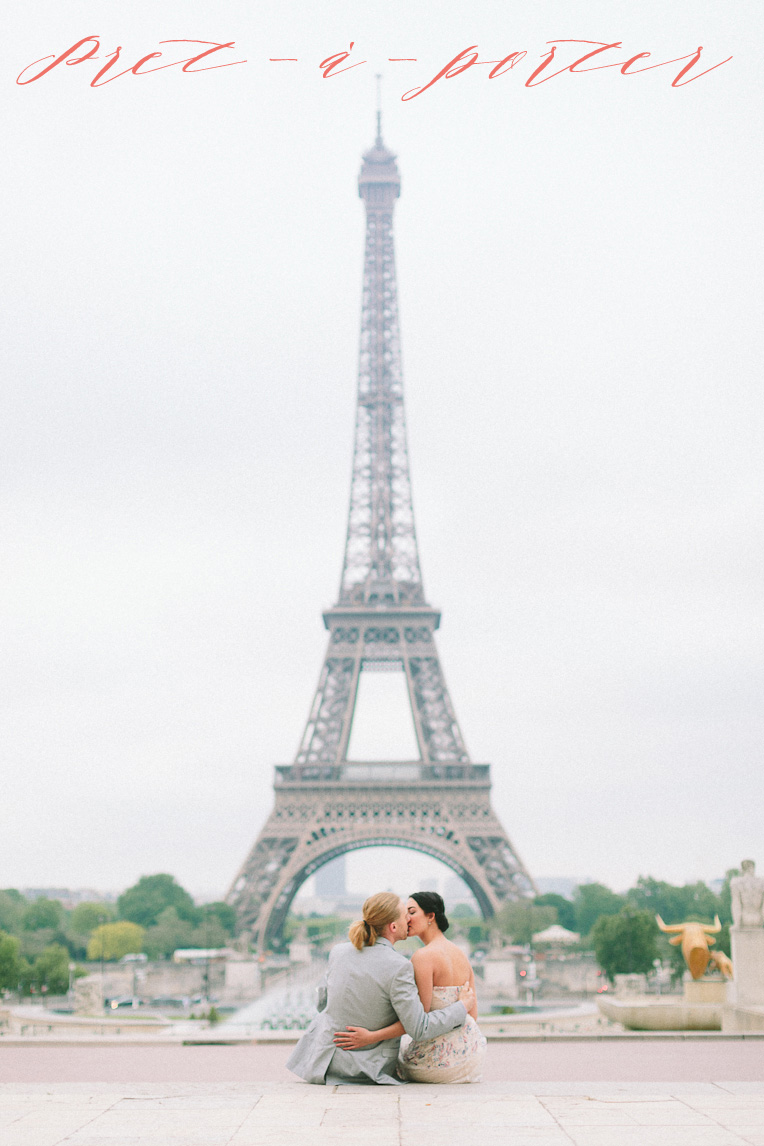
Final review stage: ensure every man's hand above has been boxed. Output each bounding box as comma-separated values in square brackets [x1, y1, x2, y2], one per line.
[457, 980, 476, 1013]
[333, 1025, 375, 1050]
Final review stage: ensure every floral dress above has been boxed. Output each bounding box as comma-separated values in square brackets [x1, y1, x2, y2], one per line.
[397, 986, 487, 1083]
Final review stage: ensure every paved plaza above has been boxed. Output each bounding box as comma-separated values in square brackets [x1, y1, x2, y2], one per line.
[1, 1079, 764, 1146]
[1, 1043, 764, 1144]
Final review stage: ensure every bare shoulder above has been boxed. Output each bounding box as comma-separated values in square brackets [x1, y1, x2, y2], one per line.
[445, 937, 472, 967]
[443, 937, 469, 959]
[429, 937, 472, 984]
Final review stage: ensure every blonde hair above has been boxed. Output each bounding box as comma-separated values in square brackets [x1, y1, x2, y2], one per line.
[348, 891, 401, 950]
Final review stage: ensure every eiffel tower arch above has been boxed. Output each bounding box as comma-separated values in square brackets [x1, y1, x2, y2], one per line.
[227, 122, 536, 951]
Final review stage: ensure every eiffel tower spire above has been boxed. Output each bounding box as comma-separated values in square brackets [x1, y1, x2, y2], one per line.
[227, 127, 536, 951]
[296, 126, 466, 767]
[339, 127, 423, 608]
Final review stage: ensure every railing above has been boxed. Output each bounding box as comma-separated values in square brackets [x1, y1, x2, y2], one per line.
[276, 763, 490, 784]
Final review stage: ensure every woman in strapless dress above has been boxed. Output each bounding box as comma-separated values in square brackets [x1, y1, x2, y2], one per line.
[333, 891, 486, 1084]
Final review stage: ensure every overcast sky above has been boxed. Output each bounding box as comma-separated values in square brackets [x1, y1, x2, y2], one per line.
[2, 0, 762, 903]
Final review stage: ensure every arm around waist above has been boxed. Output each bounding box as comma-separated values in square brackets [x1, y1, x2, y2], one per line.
[389, 963, 466, 1043]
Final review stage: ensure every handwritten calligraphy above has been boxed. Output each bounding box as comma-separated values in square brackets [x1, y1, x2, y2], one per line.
[402, 39, 733, 98]
[16, 36, 733, 92]
[16, 37, 246, 86]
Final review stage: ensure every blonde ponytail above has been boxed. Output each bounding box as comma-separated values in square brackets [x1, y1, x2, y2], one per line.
[348, 891, 401, 950]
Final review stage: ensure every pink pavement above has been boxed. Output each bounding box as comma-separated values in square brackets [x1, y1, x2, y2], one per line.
[1, 1041, 763, 1084]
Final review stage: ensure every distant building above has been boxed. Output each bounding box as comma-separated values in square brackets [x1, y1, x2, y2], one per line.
[534, 877, 587, 900]
[291, 891, 364, 916]
[21, 887, 117, 909]
[443, 876, 480, 912]
[411, 874, 440, 894]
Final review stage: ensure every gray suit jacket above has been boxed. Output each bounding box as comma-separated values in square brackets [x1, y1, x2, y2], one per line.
[286, 938, 467, 1085]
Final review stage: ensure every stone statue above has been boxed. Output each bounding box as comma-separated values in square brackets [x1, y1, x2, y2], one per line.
[488, 927, 506, 954]
[730, 860, 764, 929]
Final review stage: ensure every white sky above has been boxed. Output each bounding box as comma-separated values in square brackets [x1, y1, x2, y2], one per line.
[2, 0, 762, 903]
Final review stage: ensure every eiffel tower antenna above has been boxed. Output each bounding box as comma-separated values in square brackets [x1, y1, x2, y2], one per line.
[375, 73, 383, 144]
[227, 130, 536, 952]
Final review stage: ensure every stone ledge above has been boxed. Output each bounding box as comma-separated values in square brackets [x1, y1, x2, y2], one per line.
[3, 1030, 764, 1047]
[597, 996, 722, 1031]
[723, 1003, 764, 1032]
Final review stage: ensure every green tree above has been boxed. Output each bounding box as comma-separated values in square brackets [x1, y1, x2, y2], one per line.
[592, 910, 658, 982]
[20, 928, 68, 961]
[494, 902, 557, 945]
[626, 877, 685, 920]
[25, 945, 71, 995]
[0, 891, 25, 936]
[573, 883, 626, 936]
[87, 921, 144, 962]
[18, 899, 69, 962]
[715, 922, 731, 959]
[468, 923, 490, 947]
[188, 918, 229, 950]
[681, 881, 723, 920]
[22, 897, 64, 932]
[626, 877, 721, 924]
[535, 893, 577, 932]
[0, 931, 24, 991]
[718, 869, 740, 925]
[199, 902, 236, 935]
[118, 875, 199, 928]
[141, 907, 194, 959]
[67, 902, 116, 958]
[70, 902, 115, 935]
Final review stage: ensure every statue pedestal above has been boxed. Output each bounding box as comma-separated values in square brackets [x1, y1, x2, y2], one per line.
[729, 928, 764, 1006]
[73, 976, 103, 1015]
[683, 976, 726, 1004]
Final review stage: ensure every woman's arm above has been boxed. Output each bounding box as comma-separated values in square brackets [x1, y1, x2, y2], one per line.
[466, 966, 478, 1021]
[333, 1020, 404, 1050]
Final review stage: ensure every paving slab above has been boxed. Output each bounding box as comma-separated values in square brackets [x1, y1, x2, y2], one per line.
[0, 1084, 763, 1146]
[0, 1044, 763, 1145]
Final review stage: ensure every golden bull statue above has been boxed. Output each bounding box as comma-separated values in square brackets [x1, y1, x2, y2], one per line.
[655, 915, 732, 979]
[709, 949, 734, 979]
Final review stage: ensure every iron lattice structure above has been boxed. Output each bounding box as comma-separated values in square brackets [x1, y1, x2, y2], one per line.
[228, 129, 536, 950]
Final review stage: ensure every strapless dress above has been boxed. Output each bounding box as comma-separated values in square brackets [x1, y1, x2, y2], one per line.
[397, 985, 486, 1083]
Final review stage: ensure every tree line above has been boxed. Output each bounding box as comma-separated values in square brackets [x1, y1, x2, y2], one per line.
[0, 869, 740, 996]
[0, 874, 236, 997]
[454, 872, 738, 982]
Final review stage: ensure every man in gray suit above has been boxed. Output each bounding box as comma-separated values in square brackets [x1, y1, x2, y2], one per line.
[286, 896, 474, 1085]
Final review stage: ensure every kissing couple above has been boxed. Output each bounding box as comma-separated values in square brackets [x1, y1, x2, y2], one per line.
[287, 890, 486, 1085]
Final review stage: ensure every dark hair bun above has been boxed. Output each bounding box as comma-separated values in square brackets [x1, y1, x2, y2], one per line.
[410, 890, 449, 933]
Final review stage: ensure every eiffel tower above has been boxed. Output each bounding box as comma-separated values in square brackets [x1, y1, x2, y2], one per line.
[228, 121, 536, 950]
